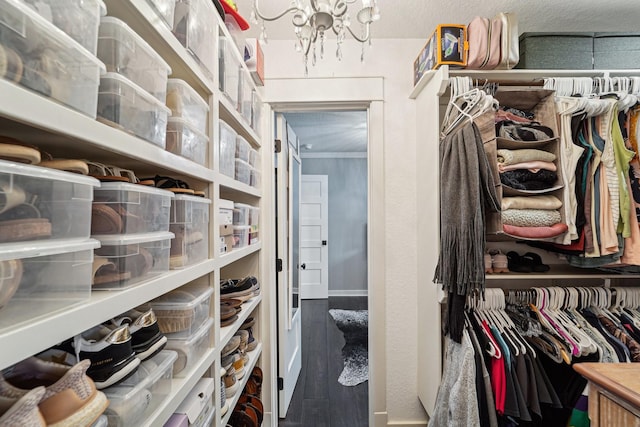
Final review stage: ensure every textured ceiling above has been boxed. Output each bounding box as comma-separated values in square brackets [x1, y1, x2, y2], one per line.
[284, 111, 368, 153]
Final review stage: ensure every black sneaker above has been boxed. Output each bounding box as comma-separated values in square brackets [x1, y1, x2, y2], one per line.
[108, 309, 167, 361]
[220, 276, 258, 299]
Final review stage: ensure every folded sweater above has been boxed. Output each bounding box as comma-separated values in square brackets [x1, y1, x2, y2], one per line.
[497, 148, 556, 166]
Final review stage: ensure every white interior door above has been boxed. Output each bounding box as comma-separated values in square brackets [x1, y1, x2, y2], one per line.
[300, 175, 329, 299]
[275, 114, 302, 417]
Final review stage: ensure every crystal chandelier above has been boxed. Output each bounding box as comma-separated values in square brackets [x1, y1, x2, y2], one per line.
[251, 0, 381, 74]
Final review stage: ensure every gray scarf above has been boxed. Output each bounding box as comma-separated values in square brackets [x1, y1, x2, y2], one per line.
[433, 121, 500, 342]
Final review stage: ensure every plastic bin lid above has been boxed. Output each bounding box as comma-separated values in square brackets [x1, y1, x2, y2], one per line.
[0, 0, 105, 70]
[166, 317, 213, 345]
[0, 238, 100, 261]
[93, 231, 175, 245]
[233, 203, 252, 209]
[99, 17, 172, 74]
[102, 350, 177, 400]
[99, 73, 172, 114]
[0, 160, 100, 186]
[218, 199, 234, 209]
[233, 225, 251, 230]
[145, 282, 213, 309]
[167, 117, 209, 140]
[96, 180, 176, 197]
[172, 194, 212, 204]
[167, 79, 210, 111]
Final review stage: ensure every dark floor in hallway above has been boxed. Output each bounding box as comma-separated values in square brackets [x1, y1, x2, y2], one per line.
[278, 297, 369, 427]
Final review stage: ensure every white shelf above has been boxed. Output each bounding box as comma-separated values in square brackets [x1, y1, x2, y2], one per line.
[0, 79, 214, 182]
[0, 260, 215, 370]
[218, 95, 262, 147]
[143, 348, 217, 427]
[103, 0, 216, 95]
[220, 295, 262, 349]
[217, 173, 262, 197]
[221, 343, 263, 427]
[217, 244, 263, 269]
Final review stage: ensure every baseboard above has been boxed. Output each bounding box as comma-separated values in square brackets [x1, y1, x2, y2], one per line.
[329, 289, 368, 297]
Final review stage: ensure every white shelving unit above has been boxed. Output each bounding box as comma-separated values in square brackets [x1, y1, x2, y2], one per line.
[0, 1, 271, 426]
[413, 65, 640, 416]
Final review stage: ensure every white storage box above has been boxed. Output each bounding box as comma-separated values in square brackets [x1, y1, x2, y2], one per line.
[92, 182, 173, 235]
[235, 135, 251, 162]
[166, 118, 208, 166]
[174, 377, 215, 427]
[172, 0, 216, 76]
[165, 317, 213, 377]
[169, 195, 211, 269]
[0, 239, 98, 331]
[97, 73, 171, 147]
[235, 159, 251, 186]
[219, 120, 236, 178]
[250, 167, 261, 188]
[91, 231, 174, 290]
[0, 160, 99, 243]
[248, 148, 260, 168]
[23, 0, 104, 54]
[166, 79, 209, 134]
[232, 225, 250, 248]
[139, 281, 213, 339]
[218, 199, 234, 225]
[98, 17, 171, 103]
[146, 0, 176, 29]
[218, 36, 240, 108]
[103, 350, 177, 427]
[0, 0, 105, 118]
[232, 203, 251, 226]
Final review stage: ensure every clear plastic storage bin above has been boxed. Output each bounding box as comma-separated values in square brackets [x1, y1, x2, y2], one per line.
[92, 182, 173, 235]
[146, 0, 176, 29]
[165, 317, 213, 377]
[239, 72, 253, 123]
[169, 194, 211, 269]
[23, 0, 105, 54]
[219, 121, 236, 178]
[97, 72, 171, 148]
[218, 36, 240, 108]
[232, 203, 251, 226]
[249, 206, 260, 226]
[248, 148, 260, 168]
[91, 231, 173, 290]
[235, 135, 251, 162]
[234, 159, 251, 186]
[0, 0, 105, 118]
[0, 160, 99, 243]
[232, 225, 250, 248]
[251, 90, 262, 136]
[249, 228, 259, 245]
[166, 79, 209, 134]
[172, 0, 216, 76]
[0, 239, 98, 331]
[98, 17, 171, 103]
[103, 350, 177, 427]
[139, 282, 213, 339]
[166, 118, 209, 166]
[250, 167, 261, 188]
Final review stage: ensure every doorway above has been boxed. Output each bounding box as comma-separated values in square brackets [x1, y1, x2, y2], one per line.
[275, 109, 369, 425]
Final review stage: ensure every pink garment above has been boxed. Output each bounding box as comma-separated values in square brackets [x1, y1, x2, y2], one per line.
[503, 223, 568, 239]
[495, 110, 536, 124]
[498, 161, 557, 173]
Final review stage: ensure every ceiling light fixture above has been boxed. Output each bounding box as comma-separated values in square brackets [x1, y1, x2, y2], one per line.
[250, 0, 381, 75]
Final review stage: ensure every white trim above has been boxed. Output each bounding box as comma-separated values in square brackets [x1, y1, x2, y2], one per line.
[265, 77, 384, 105]
[328, 289, 368, 297]
[386, 422, 429, 427]
[301, 152, 367, 159]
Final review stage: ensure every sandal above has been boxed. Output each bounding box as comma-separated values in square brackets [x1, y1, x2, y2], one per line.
[141, 175, 195, 195]
[92, 258, 131, 286]
[86, 161, 130, 182]
[0, 136, 41, 164]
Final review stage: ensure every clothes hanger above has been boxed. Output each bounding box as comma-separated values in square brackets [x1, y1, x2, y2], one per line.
[468, 292, 502, 359]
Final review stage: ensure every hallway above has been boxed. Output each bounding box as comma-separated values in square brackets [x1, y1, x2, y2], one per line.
[279, 297, 368, 427]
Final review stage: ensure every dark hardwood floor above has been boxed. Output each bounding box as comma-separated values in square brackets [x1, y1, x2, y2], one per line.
[278, 297, 369, 427]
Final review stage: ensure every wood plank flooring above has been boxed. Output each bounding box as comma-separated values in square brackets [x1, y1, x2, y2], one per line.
[278, 297, 369, 427]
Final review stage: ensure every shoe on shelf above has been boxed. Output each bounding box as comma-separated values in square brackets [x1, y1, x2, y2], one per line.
[221, 336, 241, 358]
[0, 358, 109, 427]
[484, 253, 493, 274]
[73, 325, 141, 389]
[0, 386, 46, 427]
[223, 367, 239, 398]
[491, 250, 509, 274]
[235, 330, 249, 352]
[107, 309, 167, 361]
[220, 277, 258, 300]
[220, 378, 229, 417]
[246, 327, 258, 352]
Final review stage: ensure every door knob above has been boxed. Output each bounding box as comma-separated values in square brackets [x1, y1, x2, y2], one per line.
[301, 263, 306, 270]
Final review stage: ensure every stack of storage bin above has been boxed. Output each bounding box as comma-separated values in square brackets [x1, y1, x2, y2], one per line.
[172, 0, 216, 77]
[169, 194, 211, 269]
[0, 161, 101, 331]
[218, 36, 241, 109]
[147, 0, 177, 29]
[0, 0, 106, 117]
[139, 282, 214, 377]
[96, 16, 172, 147]
[235, 135, 252, 186]
[90, 183, 175, 290]
[233, 202, 260, 248]
[249, 147, 261, 189]
[219, 120, 237, 179]
[165, 79, 210, 165]
[219, 199, 234, 254]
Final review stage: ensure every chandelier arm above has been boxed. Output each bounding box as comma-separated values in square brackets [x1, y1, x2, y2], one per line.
[344, 23, 371, 43]
[253, 2, 300, 21]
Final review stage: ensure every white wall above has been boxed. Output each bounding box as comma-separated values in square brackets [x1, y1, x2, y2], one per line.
[263, 38, 428, 424]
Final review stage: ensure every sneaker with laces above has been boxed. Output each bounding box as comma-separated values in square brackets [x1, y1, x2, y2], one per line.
[0, 359, 109, 427]
[0, 386, 46, 427]
[223, 367, 239, 398]
[108, 309, 167, 361]
[73, 325, 140, 389]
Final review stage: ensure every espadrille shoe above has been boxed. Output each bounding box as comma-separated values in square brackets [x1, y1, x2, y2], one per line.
[0, 359, 108, 427]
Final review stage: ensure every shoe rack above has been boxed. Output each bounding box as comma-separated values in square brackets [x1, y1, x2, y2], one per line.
[0, 0, 271, 426]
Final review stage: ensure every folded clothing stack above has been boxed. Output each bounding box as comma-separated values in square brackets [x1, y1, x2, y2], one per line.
[498, 148, 558, 191]
[501, 195, 568, 239]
